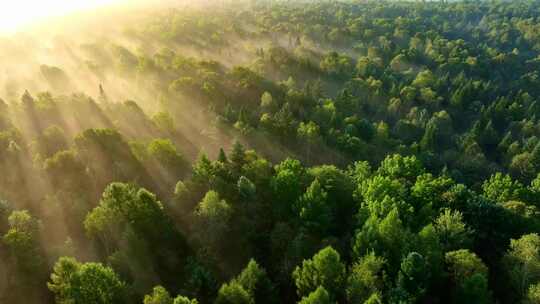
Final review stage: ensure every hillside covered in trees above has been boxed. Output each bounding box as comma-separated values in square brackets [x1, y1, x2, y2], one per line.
[0, 0, 540, 303]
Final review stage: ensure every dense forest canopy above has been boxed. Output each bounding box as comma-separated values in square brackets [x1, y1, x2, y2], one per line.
[0, 0, 540, 303]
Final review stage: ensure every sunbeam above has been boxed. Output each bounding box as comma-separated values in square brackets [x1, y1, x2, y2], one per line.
[0, 0, 118, 33]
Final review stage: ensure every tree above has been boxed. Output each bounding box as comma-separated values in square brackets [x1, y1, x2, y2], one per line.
[192, 153, 215, 185]
[503, 234, 540, 301]
[445, 249, 488, 283]
[457, 273, 492, 304]
[420, 112, 453, 151]
[237, 176, 256, 200]
[529, 173, 540, 203]
[358, 175, 411, 221]
[194, 190, 232, 249]
[44, 150, 89, 193]
[434, 209, 473, 252]
[217, 148, 228, 163]
[271, 158, 307, 219]
[236, 259, 275, 304]
[352, 208, 411, 272]
[510, 153, 535, 181]
[445, 250, 491, 303]
[410, 173, 454, 217]
[174, 295, 199, 304]
[147, 138, 188, 180]
[214, 281, 253, 304]
[416, 224, 444, 281]
[363, 292, 383, 304]
[292, 246, 345, 299]
[145, 286, 174, 304]
[298, 286, 332, 304]
[396, 252, 429, 302]
[74, 128, 142, 185]
[527, 282, 540, 304]
[21, 90, 35, 108]
[294, 179, 333, 235]
[183, 258, 217, 303]
[348, 161, 372, 185]
[144, 286, 198, 304]
[230, 140, 246, 174]
[84, 183, 176, 251]
[48, 257, 126, 304]
[33, 125, 68, 159]
[152, 111, 175, 134]
[346, 252, 386, 303]
[297, 122, 321, 162]
[530, 142, 540, 173]
[412, 70, 436, 88]
[83, 182, 185, 292]
[260, 92, 275, 111]
[3, 210, 43, 274]
[482, 173, 525, 203]
[308, 165, 356, 233]
[377, 154, 425, 183]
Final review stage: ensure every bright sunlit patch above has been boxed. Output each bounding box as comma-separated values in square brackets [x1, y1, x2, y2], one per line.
[0, 0, 118, 33]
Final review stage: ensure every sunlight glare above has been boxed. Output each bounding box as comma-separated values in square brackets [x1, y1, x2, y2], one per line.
[0, 0, 119, 33]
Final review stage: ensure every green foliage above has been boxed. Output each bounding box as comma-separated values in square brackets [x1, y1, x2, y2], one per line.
[445, 249, 488, 283]
[214, 281, 253, 304]
[457, 273, 492, 304]
[271, 158, 307, 219]
[396, 252, 429, 302]
[230, 140, 247, 173]
[260, 92, 275, 110]
[44, 150, 88, 191]
[503, 234, 540, 301]
[482, 173, 525, 203]
[294, 179, 333, 235]
[527, 282, 540, 304]
[416, 224, 444, 281]
[292, 246, 346, 299]
[147, 138, 187, 172]
[358, 175, 411, 221]
[434, 209, 473, 252]
[33, 125, 68, 159]
[144, 286, 199, 304]
[237, 176, 256, 200]
[445, 249, 491, 303]
[2, 210, 43, 273]
[346, 252, 386, 303]
[48, 257, 126, 304]
[353, 208, 411, 271]
[195, 190, 231, 230]
[377, 154, 425, 182]
[144, 286, 174, 304]
[152, 111, 175, 134]
[363, 292, 383, 304]
[174, 296, 199, 304]
[298, 286, 332, 304]
[410, 173, 455, 219]
[84, 183, 172, 243]
[236, 259, 274, 303]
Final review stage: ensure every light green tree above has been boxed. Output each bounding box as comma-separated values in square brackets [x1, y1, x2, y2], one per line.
[503, 234, 540, 301]
[298, 286, 332, 304]
[292, 246, 346, 298]
[346, 252, 385, 303]
[48, 257, 126, 304]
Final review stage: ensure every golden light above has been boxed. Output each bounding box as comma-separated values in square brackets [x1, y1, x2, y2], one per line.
[0, 0, 119, 33]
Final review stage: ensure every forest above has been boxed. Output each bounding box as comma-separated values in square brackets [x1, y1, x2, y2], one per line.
[0, 0, 540, 303]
